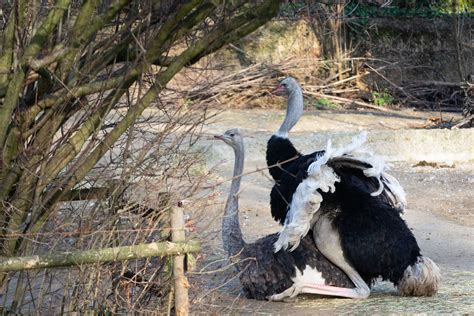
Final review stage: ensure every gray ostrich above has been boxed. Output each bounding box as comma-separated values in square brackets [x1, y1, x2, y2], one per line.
[214, 128, 355, 301]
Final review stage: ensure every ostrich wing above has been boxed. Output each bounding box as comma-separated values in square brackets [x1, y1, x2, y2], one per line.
[274, 132, 406, 252]
[326, 156, 406, 210]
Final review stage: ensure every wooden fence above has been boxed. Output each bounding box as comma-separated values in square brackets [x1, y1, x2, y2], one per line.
[0, 204, 198, 315]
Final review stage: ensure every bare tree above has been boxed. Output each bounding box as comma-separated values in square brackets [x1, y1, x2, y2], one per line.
[0, 0, 280, 312]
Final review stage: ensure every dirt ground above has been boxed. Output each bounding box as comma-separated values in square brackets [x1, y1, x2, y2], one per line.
[190, 109, 474, 314]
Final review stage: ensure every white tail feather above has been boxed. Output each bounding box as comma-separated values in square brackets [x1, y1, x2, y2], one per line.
[274, 132, 407, 252]
[398, 256, 441, 296]
[274, 166, 339, 252]
[381, 172, 406, 209]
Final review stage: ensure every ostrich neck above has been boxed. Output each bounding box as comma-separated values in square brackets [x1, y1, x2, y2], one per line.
[276, 88, 303, 138]
[222, 145, 245, 258]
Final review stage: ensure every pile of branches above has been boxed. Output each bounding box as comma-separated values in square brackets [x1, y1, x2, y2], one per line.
[388, 80, 473, 128]
[393, 81, 471, 110]
[187, 60, 299, 108]
[189, 57, 473, 128]
[188, 57, 399, 112]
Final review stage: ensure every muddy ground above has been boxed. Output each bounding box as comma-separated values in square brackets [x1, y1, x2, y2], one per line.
[189, 109, 474, 314]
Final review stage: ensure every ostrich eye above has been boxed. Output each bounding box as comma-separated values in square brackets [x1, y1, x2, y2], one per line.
[282, 83, 287, 87]
[229, 133, 235, 137]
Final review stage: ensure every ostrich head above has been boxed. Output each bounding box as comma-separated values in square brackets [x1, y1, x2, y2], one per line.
[273, 77, 301, 95]
[214, 128, 244, 152]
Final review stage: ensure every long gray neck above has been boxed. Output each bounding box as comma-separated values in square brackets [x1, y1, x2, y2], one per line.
[276, 86, 303, 138]
[222, 143, 245, 258]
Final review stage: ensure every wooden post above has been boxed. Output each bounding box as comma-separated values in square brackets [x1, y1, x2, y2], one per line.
[171, 203, 189, 316]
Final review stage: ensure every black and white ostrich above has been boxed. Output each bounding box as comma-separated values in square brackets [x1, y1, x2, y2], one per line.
[266, 77, 441, 298]
[214, 128, 355, 301]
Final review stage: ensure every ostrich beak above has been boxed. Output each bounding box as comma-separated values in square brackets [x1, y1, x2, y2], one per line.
[272, 84, 285, 95]
[213, 135, 225, 141]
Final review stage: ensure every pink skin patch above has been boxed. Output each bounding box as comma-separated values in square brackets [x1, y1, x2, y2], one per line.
[302, 283, 369, 299]
[272, 84, 286, 94]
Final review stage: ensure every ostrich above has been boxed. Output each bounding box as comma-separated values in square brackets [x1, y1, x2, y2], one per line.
[266, 77, 441, 298]
[214, 128, 355, 301]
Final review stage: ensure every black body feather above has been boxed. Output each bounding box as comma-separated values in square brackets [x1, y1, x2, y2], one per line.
[239, 234, 354, 300]
[330, 175, 420, 285]
[269, 151, 320, 224]
[266, 135, 301, 182]
[267, 135, 322, 223]
[269, 149, 396, 225]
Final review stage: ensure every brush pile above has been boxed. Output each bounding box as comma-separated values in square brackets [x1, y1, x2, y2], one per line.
[187, 58, 394, 111]
[187, 57, 472, 128]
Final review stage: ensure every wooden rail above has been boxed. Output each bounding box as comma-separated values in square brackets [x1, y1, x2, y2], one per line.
[0, 240, 200, 272]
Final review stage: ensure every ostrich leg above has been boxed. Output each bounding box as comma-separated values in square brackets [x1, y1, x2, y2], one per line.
[268, 261, 369, 300]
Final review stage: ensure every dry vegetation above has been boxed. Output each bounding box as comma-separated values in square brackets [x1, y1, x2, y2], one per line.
[189, 56, 472, 125]
[0, 0, 279, 313]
